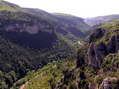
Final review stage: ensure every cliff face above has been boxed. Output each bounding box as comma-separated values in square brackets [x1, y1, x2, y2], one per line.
[0, 0, 91, 50]
[0, 17, 57, 49]
[85, 23, 119, 69]
[77, 20, 119, 89]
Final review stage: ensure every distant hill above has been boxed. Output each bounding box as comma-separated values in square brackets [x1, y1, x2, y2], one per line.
[84, 14, 119, 26]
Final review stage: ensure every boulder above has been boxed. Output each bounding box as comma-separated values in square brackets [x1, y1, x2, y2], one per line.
[99, 77, 119, 89]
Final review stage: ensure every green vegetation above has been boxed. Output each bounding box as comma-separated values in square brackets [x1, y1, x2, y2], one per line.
[0, 1, 79, 88]
[102, 53, 119, 72]
[0, 33, 75, 89]
[101, 20, 119, 30]
[12, 60, 75, 89]
[0, 4, 76, 89]
[0, 1, 21, 12]
[9, 19, 119, 89]
[93, 20, 119, 44]
[2, 0, 119, 89]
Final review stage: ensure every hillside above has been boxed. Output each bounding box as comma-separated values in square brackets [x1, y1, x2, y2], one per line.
[20, 20, 119, 89]
[25, 8, 90, 41]
[0, 0, 90, 49]
[53, 13, 90, 40]
[0, 0, 88, 89]
[84, 14, 119, 26]
[12, 60, 75, 89]
[0, 28, 76, 89]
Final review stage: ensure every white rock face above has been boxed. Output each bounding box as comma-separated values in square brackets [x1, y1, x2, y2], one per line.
[26, 25, 39, 34]
[99, 77, 118, 89]
[78, 41, 82, 45]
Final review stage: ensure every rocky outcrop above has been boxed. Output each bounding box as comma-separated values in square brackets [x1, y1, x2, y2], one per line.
[107, 34, 119, 53]
[78, 28, 106, 69]
[89, 28, 105, 43]
[88, 83, 96, 89]
[0, 19, 58, 49]
[87, 42, 107, 69]
[85, 27, 119, 69]
[99, 77, 119, 89]
[58, 22, 119, 89]
[76, 50, 85, 68]
[87, 43, 99, 68]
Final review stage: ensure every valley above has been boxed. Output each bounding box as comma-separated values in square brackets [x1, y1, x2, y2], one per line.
[19, 20, 119, 89]
[0, 0, 119, 89]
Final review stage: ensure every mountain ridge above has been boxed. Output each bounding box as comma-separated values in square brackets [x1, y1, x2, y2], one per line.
[84, 14, 119, 26]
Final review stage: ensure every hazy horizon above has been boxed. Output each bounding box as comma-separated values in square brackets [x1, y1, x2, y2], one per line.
[4, 0, 119, 18]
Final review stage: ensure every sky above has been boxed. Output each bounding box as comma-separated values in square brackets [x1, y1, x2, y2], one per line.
[5, 0, 119, 18]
